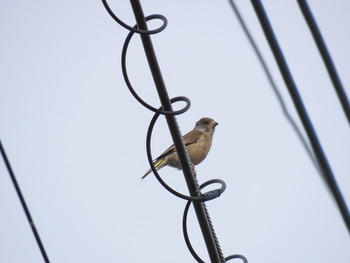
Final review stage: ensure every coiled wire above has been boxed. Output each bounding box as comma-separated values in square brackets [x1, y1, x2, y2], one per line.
[102, 0, 247, 261]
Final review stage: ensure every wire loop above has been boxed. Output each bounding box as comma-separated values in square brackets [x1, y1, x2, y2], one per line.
[182, 181, 246, 263]
[121, 19, 191, 115]
[102, 0, 167, 34]
[225, 254, 248, 262]
[102, 1, 247, 261]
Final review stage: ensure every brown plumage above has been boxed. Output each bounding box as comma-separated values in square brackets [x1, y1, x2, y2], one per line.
[142, 117, 218, 179]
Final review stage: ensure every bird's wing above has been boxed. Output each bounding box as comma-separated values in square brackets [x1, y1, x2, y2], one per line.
[183, 130, 203, 145]
[154, 130, 203, 161]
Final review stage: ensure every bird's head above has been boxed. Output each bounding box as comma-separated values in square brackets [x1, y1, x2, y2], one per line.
[195, 117, 218, 135]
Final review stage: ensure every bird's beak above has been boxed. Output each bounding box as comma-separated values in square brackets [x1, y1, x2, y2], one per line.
[213, 121, 218, 127]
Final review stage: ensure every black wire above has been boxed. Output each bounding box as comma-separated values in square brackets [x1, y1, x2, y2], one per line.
[250, 0, 350, 234]
[101, 0, 167, 34]
[226, 254, 248, 262]
[102, 1, 248, 261]
[0, 139, 50, 263]
[123, 22, 224, 202]
[121, 21, 191, 116]
[226, 0, 321, 175]
[182, 181, 247, 263]
[103, 1, 229, 261]
[183, 200, 205, 263]
[297, 0, 350, 124]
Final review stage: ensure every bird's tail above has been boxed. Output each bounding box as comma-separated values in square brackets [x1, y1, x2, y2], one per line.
[142, 158, 166, 179]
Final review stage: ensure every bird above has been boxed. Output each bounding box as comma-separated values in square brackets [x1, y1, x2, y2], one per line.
[142, 117, 218, 179]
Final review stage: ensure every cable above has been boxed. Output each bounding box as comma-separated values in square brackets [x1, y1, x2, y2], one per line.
[226, 254, 248, 262]
[250, 0, 350, 234]
[128, 0, 226, 261]
[101, 0, 167, 35]
[0, 139, 50, 263]
[102, 0, 241, 261]
[297, 0, 350, 124]
[226, 0, 321, 175]
[183, 181, 247, 263]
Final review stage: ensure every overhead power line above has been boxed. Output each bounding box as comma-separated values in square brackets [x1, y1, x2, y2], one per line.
[0, 140, 50, 263]
[250, 0, 350, 234]
[297, 0, 350, 124]
[226, 0, 320, 175]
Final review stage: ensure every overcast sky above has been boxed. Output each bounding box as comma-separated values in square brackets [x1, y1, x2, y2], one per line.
[1, 0, 349, 262]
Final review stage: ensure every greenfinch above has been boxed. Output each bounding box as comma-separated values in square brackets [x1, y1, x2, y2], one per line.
[142, 117, 218, 179]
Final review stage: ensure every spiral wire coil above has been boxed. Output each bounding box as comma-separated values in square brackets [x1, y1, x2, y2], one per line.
[102, 0, 247, 261]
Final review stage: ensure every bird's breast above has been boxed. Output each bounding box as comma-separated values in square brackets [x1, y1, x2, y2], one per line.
[187, 137, 212, 165]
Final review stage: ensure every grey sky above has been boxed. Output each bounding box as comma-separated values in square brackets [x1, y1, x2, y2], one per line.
[0, 0, 349, 262]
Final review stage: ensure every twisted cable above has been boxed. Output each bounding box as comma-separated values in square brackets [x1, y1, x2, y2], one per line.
[102, 0, 247, 261]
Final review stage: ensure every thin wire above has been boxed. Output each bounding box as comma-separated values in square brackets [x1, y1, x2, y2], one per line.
[101, 0, 167, 34]
[297, 0, 350, 125]
[183, 181, 247, 263]
[226, 254, 248, 262]
[201, 202, 226, 262]
[183, 200, 204, 263]
[226, 0, 321, 175]
[250, 0, 350, 234]
[0, 139, 50, 263]
[191, 168, 226, 262]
